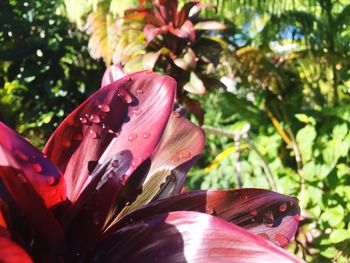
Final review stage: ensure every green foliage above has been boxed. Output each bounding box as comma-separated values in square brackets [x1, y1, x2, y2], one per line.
[0, 0, 104, 147]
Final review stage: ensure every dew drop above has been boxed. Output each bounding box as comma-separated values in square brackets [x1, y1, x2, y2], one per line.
[136, 88, 144, 94]
[46, 176, 55, 186]
[128, 133, 137, 141]
[205, 208, 215, 215]
[279, 203, 287, 212]
[274, 233, 289, 247]
[79, 116, 88, 124]
[108, 171, 115, 179]
[142, 131, 151, 139]
[62, 139, 71, 148]
[171, 155, 180, 163]
[249, 210, 257, 216]
[91, 114, 101, 124]
[14, 149, 29, 161]
[90, 129, 100, 139]
[31, 163, 42, 173]
[133, 107, 142, 116]
[293, 215, 302, 222]
[112, 160, 119, 168]
[263, 211, 274, 227]
[73, 133, 83, 141]
[179, 150, 191, 159]
[172, 111, 181, 118]
[117, 88, 133, 104]
[98, 104, 110, 113]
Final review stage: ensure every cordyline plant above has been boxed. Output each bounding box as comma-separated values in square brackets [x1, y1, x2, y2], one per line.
[0, 65, 302, 262]
[89, 0, 226, 123]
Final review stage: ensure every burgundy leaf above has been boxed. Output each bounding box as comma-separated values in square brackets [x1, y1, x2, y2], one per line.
[92, 211, 303, 262]
[44, 71, 175, 202]
[100, 64, 126, 88]
[60, 151, 133, 261]
[107, 106, 205, 224]
[111, 189, 300, 247]
[0, 122, 66, 207]
[157, 0, 178, 22]
[176, 2, 198, 27]
[0, 236, 33, 263]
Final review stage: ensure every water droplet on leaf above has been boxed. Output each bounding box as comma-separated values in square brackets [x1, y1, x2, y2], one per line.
[172, 112, 181, 118]
[133, 107, 142, 116]
[31, 163, 42, 173]
[62, 139, 71, 148]
[274, 233, 289, 247]
[143, 131, 151, 139]
[117, 88, 133, 104]
[279, 203, 287, 212]
[128, 133, 137, 141]
[91, 114, 101, 124]
[98, 104, 110, 112]
[179, 150, 191, 159]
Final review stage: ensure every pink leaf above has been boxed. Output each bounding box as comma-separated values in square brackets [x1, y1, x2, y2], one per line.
[93, 211, 303, 262]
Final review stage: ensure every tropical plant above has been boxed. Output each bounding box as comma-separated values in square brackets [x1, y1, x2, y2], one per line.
[83, 0, 226, 123]
[0, 65, 302, 262]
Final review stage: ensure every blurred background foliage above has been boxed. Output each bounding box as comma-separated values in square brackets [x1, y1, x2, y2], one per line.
[1, 0, 350, 262]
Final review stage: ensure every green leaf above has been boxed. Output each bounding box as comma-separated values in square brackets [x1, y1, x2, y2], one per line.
[332, 123, 348, 140]
[323, 139, 349, 166]
[320, 205, 344, 228]
[295, 113, 316, 125]
[296, 125, 316, 163]
[329, 229, 350, 244]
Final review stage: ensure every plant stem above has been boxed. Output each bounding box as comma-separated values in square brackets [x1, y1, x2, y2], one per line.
[202, 125, 278, 191]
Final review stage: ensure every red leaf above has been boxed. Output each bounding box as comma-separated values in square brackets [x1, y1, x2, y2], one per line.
[0, 122, 66, 208]
[112, 189, 300, 248]
[93, 211, 303, 262]
[44, 71, 176, 202]
[100, 64, 126, 88]
[169, 20, 195, 42]
[0, 236, 33, 263]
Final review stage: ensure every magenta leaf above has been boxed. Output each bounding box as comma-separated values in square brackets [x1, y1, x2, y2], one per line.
[44, 71, 175, 202]
[100, 64, 126, 88]
[0, 122, 66, 208]
[108, 189, 300, 247]
[92, 211, 303, 262]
